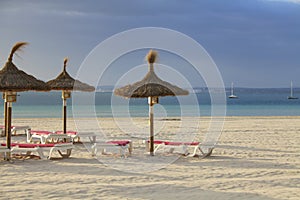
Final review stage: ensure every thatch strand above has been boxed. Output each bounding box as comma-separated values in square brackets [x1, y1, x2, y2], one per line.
[146, 50, 157, 64]
[63, 57, 68, 72]
[8, 42, 28, 62]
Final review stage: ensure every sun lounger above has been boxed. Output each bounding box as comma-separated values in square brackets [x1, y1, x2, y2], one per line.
[26, 130, 51, 143]
[77, 132, 97, 143]
[0, 125, 31, 136]
[55, 131, 79, 142]
[145, 140, 214, 157]
[26, 130, 72, 144]
[91, 140, 132, 158]
[11, 126, 31, 136]
[1, 143, 73, 159]
[55, 131, 97, 143]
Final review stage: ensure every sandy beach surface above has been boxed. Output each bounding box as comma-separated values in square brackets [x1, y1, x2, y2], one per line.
[0, 116, 299, 200]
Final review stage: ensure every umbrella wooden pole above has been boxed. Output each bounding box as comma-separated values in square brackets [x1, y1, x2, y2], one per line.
[4, 101, 7, 137]
[63, 97, 67, 134]
[6, 102, 12, 160]
[149, 97, 154, 156]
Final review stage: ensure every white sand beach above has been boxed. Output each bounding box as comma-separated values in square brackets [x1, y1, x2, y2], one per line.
[0, 116, 299, 200]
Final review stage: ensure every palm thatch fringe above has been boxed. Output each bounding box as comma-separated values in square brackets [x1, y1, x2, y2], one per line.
[114, 70, 188, 98]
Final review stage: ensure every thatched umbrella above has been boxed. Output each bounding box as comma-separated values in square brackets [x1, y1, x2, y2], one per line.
[0, 42, 50, 154]
[47, 58, 95, 134]
[114, 50, 189, 156]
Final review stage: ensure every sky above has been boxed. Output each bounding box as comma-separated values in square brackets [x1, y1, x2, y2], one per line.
[0, 0, 300, 88]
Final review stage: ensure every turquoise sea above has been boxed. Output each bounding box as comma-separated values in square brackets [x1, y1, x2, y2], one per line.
[1, 88, 300, 118]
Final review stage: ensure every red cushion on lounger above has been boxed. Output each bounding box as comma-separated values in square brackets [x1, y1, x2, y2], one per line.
[31, 130, 53, 135]
[164, 141, 199, 146]
[16, 143, 52, 148]
[55, 131, 77, 135]
[0, 125, 15, 129]
[146, 140, 165, 144]
[107, 140, 130, 146]
[1, 143, 53, 148]
[17, 143, 40, 148]
[1, 143, 18, 147]
[36, 143, 56, 147]
[1, 143, 59, 148]
[14, 143, 60, 148]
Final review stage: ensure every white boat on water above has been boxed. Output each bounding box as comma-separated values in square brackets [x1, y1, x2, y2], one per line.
[228, 82, 238, 99]
[288, 81, 298, 99]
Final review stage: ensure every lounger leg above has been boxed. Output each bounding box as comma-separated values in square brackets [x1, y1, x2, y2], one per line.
[26, 129, 32, 143]
[119, 147, 125, 158]
[101, 148, 107, 155]
[128, 142, 133, 155]
[57, 149, 72, 158]
[49, 147, 72, 159]
[188, 146, 214, 158]
[36, 149, 46, 159]
[88, 135, 96, 143]
[188, 146, 199, 157]
[153, 144, 163, 154]
[41, 137, 46, 144]
[181, 145, 189, 156]
[199, 147, 213, 157]
[91, 143, 97, 156]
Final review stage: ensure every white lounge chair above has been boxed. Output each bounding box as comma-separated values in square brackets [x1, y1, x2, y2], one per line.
[26, 130, 71, 144]
[91, 140, 132, 158]
[55, 131, 79, 142]
[145, 140, 214, 158]
[7, 143, 73, 159]
[0, 125, 31, 136]
[55, 131, 97, 143]
[77, 132, 97, 143]
[11, 125, 31, 136]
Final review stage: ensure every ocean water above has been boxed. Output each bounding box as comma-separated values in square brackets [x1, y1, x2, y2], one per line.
[1, 88, 300, 118]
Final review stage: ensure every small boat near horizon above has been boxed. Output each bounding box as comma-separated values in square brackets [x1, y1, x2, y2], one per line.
[288, 81, 298, 100]
[228, 82, 238, 99]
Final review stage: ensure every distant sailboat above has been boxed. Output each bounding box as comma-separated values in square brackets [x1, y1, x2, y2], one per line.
[288, 81, 298, 99]
[228, 82, 238, 99]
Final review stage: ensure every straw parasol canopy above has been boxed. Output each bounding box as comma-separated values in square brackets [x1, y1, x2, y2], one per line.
[0, 42, 50, 92]
[114, 50, 189, 156]
[114, 50, 188, 98]
[47, 58, 95, 134]
[0, 42, 50, 156]
[47, 58, 95, 92]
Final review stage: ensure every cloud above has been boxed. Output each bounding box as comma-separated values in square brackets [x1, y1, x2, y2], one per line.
[1, 0, 300, 87]
[265, 0, 300, 4]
